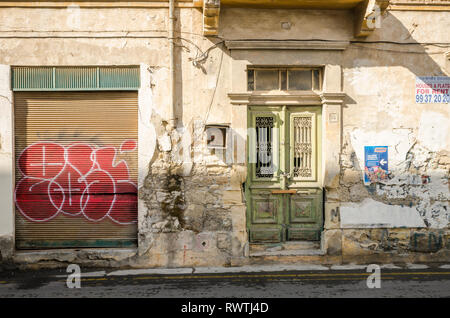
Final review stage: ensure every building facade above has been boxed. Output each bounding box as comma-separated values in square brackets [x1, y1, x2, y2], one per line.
[0, 0, 449, 268]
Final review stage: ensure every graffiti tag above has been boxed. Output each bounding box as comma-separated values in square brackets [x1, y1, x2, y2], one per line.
[14, 140, 138, 225]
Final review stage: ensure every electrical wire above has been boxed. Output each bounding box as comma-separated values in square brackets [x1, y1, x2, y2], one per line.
[350, 40, 450, 47]
[1, 30, 447, 49]
[226, 38, 450, 46]
[0, 29, 225, 39]
[203, 47, 225, 124]
[349, 44, 448, 54]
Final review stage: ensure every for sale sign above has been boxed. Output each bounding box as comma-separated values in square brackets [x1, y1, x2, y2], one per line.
[364, 146, 388, 184]
[415, 76, 450, 103]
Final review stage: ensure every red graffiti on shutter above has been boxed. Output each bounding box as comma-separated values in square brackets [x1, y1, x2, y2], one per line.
[15, 141, 137, 225]
[120, 139, 137, 153]
[93, 147, 130, 182]
[18, 142, 65, 179]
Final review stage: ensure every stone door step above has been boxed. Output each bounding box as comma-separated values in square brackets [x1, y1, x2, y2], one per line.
[250, 249, 325, 257]
[249, 241, 323, 256]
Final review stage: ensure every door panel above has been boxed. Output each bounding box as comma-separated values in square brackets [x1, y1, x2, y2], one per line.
[247, 105, 323, 243]
[286, 189, 323, 241]
[289, 193, 319, 223]
[248, 190, 283, 243]
[287, 228, 321, 241]
[251, 195, 279, 224]
[250, 228, 282, 243]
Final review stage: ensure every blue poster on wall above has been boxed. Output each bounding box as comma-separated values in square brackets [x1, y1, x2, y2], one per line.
[364, 146, 388, 184]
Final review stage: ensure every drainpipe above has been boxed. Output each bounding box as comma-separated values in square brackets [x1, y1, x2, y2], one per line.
[168, 0, 177, 129]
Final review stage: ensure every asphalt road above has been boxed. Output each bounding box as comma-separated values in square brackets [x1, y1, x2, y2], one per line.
[0, 264, 449, 298]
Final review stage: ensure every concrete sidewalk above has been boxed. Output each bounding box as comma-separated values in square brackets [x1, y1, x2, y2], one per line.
[0, 263, 449, 298]
[63, 262, 450, 278]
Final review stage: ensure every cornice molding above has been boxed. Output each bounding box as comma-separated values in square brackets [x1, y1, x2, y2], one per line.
[225, 40, 350, 51]
[389, 1, 450, 11]
[228, 92, 325, 105]
[320, 92, 346, 105]
[228, 93, 251, 105]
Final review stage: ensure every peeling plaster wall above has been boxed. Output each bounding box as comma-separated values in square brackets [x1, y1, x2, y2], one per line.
[0, 65, 14, 261]
[136, 114, 247, 267]
[340, 198, 426, 228]
[220, 8, 354, 41]
[220, 7, 449, 258]
[0, 6, 244, 268]
[221, 7, 449, 258]
[338, 9, 450, 255]
[0, 5, 449, 267]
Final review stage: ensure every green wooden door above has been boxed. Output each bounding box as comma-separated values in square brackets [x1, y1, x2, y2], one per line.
[246, 106, 323, 243]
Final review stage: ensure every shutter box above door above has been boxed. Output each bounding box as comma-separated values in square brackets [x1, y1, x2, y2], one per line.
[12, 66, 140, 91]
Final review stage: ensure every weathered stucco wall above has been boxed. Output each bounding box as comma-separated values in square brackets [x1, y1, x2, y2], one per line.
[0, 6, 245, 268]
[0, 65, 14, 262]
[220, 7, 449, 258]
[220, 8, 354, 40]
[0, 4, 448, 267]
[337, 10, 449, 256]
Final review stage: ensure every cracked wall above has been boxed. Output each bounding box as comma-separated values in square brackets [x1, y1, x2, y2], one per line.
[0, 64, 14, 261]
[334, 9, 450, 257]
[0, 6, 247, 268]
[0, 4, 449, 267]
[137, 114, 247, 267]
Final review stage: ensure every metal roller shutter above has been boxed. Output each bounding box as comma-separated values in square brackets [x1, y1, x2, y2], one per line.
[14, 91, 138, 249]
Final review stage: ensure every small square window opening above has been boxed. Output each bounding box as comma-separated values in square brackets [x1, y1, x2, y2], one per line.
[206, 125, 228, 149]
